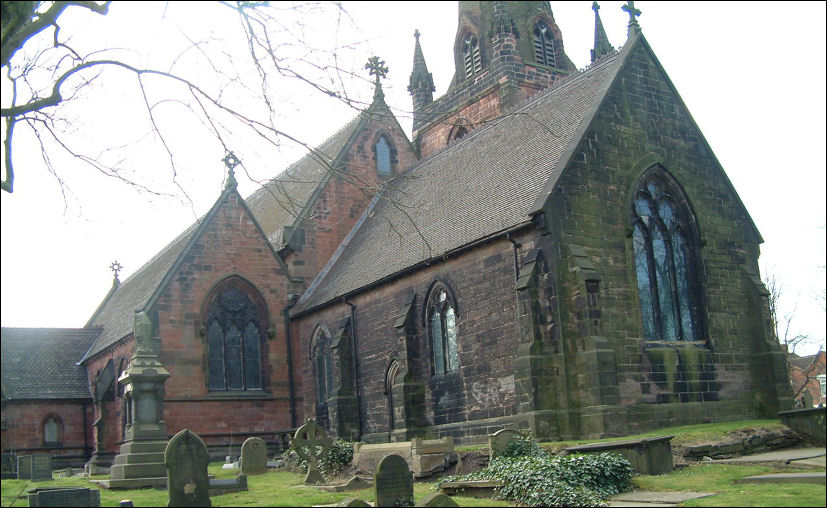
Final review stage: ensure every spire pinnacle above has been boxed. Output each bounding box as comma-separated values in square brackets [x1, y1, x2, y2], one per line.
[408, 31, 435, 111]
[491, 1, 517, 36]
[621, 0, 641, 36]
[222, 151, 240, 190]
[591, 2, 614, 62]
[365, 55, 389, 103]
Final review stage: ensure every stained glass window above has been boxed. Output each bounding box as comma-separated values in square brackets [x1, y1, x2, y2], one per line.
[533, 21, 556, 67]
[428, 285, 459, 374]
[312, 329, 334, 403]
[632, 173, 700, 341]
[205, 280, 265, 391]
[376, 136, 391, 174]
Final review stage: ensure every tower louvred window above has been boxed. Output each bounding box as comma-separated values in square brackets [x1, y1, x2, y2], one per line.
[533, 21, 557, 67]
[463, 34, 482, 78]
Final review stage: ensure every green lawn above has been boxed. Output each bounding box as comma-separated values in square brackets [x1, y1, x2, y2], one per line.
[2, 419, 823, 507]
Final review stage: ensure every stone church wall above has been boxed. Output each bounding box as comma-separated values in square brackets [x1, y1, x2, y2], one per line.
[1, 399, 93, 467]
[544, 40, 790, 438]
[83, 341, 133, 456]
[149, 191, 298, 447]
[294, 231, 545, 444]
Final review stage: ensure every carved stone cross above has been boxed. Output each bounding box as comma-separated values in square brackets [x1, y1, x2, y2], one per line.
[110, 260, 123, 280]
[622, 0, 641, 31]
[290, 418, 332, 484]
[365, 56, 389, 87]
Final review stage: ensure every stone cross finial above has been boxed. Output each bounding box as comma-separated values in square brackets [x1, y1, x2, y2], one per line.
[110, 260, 123, 282]
[414, 29, 420, 41]
[365, 56, 389, 87]
[622, 0, 641, 33]
[592, 1, 600, 13]
[222, 151, 240, 189]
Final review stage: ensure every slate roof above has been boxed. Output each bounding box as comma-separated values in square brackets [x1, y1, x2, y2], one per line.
[292, 49, 625, 315]
[1, 328, 100, 400]
[80, 113, 365, 362]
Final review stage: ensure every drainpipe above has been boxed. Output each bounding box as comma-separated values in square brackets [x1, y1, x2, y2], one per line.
[283, 294, 299, 429]
[344, 298, 363, 438]
[506, 233, 522, 283]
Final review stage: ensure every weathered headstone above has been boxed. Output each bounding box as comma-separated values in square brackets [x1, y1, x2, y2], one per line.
[17, 455, 32, 480]
[374, 454, 414, 507]
[26, 487, 100, 507]
[30, 454, 52, 481]
[290, 418, 332, 484]
[336, 498, 371, 507]
[415, 491, 460, 507]
[165, 429, 211, 507]
[240, 437, 268, 475]
[487, 429, 519, 459]
[208, 473, 248, 496]
[801, 391, 814, 408]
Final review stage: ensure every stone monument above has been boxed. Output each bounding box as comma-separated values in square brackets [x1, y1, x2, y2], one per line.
[99, 311, 170, 489]
[290, 418, 332, 484]
[240, 437, 268, 475]
[374, 454, 414, 507]
[165, 429, 211, 507]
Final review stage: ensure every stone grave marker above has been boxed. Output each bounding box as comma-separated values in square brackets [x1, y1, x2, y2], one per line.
[337, 498, 371, 507]
[488, 429, 519, 459]
[30, 454, 52, 481]
[374, 454, 414, 507]
[415, 491, 459, 507]
[290, 418, 332, 484]
[26, 486, 100, 507]
[240, 437, 268, 475]
[17, 455, 31, 480]
[165, 429, 211, 507]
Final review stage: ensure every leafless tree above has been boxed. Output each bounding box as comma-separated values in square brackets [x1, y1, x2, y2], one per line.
[1, 1, 390, 217]
[764, 270, 811, 355]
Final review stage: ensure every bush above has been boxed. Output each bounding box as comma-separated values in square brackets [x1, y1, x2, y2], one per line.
[318, 439, 354, 477]
[436, 451, 634, 507]
[500, 431, 546, 458]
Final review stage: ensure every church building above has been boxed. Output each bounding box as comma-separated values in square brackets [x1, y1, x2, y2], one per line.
[2, 1, 791, 469]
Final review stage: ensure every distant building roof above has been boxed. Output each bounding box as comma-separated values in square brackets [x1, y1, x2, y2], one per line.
[1, 327, 100, 400]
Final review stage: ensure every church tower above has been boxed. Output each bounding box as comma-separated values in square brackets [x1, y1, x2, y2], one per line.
[410, 1, 576, 158]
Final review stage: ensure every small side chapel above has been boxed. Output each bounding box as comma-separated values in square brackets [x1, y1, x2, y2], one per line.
[2, 1, 791, 469]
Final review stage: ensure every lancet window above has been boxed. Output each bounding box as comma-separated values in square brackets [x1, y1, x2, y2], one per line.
[462, 33, 482, 78]
[533, 21, 556, 67]
[427, 283, 459, 375]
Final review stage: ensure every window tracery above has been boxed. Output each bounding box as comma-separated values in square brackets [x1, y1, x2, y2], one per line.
[632, 172, 700, 341]
[427, 283, 459, 375]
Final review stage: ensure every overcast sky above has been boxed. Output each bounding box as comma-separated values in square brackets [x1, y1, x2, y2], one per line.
[1, 2, 825, 355]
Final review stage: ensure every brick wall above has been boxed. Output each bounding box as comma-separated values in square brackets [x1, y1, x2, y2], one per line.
[1, 399, 92, 466]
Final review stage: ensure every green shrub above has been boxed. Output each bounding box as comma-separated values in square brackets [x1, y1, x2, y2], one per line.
[500, 431, 546, 458]
[436, 452, 634, 507]
[318, 439, 354, 477]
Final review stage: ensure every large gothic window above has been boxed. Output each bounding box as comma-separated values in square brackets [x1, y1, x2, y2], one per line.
[462, 33, 482, 78]
[632, 172, 701, 342]
[427, 283, 459, 375]
[311, 327, 334, 404]
[533, 21, 557, 67]
[205, 279, 266, 391]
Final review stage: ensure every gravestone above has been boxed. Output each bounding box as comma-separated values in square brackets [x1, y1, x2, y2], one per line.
[17, 455, 32, 480]
[240, 437, 267, 475]
[290, 418, 332, 484]
[26, 487, 100, 507]
[487, 429, 519, 459]
[31, 454, 52, 481]
[374, 454, 414, 507]
[1, 453, 16, 479]
[165, 429, 211, 507]
[415, 491, 459, 507]
[337, 498, 371, 507]
[208, 473, 248, 496]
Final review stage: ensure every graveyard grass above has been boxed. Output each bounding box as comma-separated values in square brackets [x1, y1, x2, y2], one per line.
[1, 419, 824, 507]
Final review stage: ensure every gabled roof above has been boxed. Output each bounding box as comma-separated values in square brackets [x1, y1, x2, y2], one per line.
[80, 114, 366, 362]
[292, 48, 624, 315]
[1, 327, 100, 400]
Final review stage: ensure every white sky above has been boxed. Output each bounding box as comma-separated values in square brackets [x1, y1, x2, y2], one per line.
[1, 2, 825, 355]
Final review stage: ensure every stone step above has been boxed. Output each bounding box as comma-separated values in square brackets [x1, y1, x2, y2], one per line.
[112, 452, 165, 465]
[737, 472, 826, 485]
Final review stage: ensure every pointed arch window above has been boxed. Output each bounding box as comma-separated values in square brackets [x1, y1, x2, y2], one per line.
[311, 327, 334, 404]
[205, 279, 266, 391]
[533, 21, 556, 67]
[427, 284, 459, 375]
[632, 172, 701, 342]
[43, 415, 62, 445]
[375, 136, 392, 175]
[462, 33, 482, 78]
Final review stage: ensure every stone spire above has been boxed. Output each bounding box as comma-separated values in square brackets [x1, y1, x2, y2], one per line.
[590, 2, 614, 62]
[408, 30, 435, 111]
